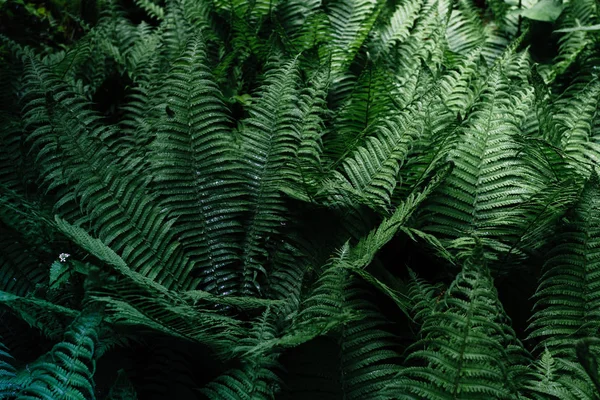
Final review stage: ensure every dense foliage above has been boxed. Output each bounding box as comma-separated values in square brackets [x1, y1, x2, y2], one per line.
[1, 0, 600, 398]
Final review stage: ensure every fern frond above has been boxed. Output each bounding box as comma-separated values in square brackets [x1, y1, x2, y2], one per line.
[324, 94, 428, 210]
[160, 0, 194, 67]
[390, 255, 529, 399]
[324, 64, 400, 163]
[553, 79, 600, 177]
[0, 338, 18, 398]
[201, 308, 283, 399]
[421, 67, 548, 262]
[369, 0, 425, 60]
[0, 188, 55, 298]
[15, 309, 101, 400]
[286, 167, 448, 347]
[55, 218, 245, 356]
[445, 0, 487, 56]
[547, 0, 598, 81]
[148, 36, 243, 295]
[327, 0, 383, 79]
[522, 348, 598, 399]
[276, 0, 328, 54]
[395, 49, 484, 201]
[202, 353, 280, 400]
[284, 68, 329, 196]
[122, 22, 161, 84]
[21, 58, 197, 290]
[0, 290, 78, 340]
[384, 0, 444, 77]
[407, 269, 445, 325]
[134, 0, 164, 20]
[528, 173, 600, 357]
[349, 163, 452, 265]
[338, 287, 403, 400]
[237, 59, 303, 295]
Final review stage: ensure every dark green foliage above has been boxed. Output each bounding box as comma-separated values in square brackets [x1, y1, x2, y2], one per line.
[393, 253, 529, 399]
[529, 174, 600, 357]
[2, 0, 600, 399]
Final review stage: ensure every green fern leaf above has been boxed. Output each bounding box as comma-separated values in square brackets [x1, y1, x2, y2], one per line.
[327, 0, 383, 79]
[237, 59, 303, 295]
[421, 67, 548, 262]
[522, 348, 599, 399]
[553, 80, 600, 177]
[370, 0, 425, 60]
[529, 173, 600, 357]
[148, 36, 243, 295]
[390, 255, 529, 399]
[55, 218, 245, 355]
[0, 338, 18, 398]
[15, 310, 102, 400]
[134, 0, 164, 20]
[21, 58, 196, 290]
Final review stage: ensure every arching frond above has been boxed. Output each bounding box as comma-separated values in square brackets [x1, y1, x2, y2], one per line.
[54, 218, 245, 356]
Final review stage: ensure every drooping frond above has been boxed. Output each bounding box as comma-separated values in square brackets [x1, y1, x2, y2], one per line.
[0, 291, 78, 340]
[54, 218, 245, 356]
